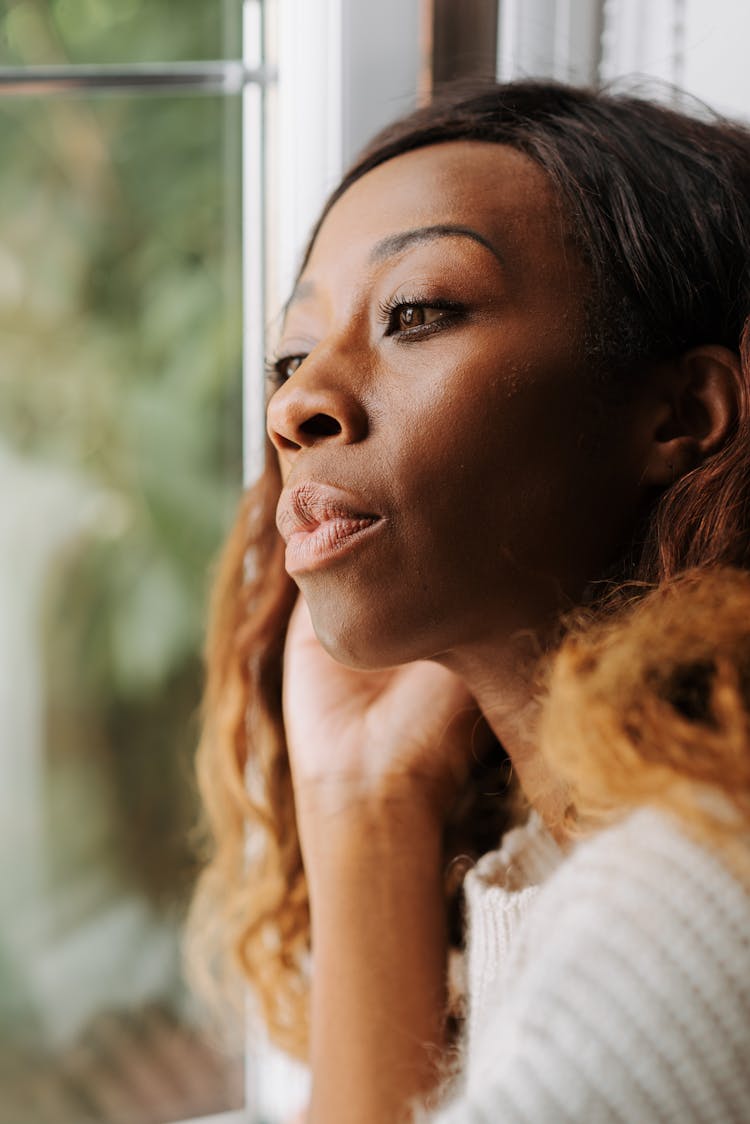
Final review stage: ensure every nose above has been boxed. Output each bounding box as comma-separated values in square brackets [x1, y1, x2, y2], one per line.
[266, 354, 368, 455]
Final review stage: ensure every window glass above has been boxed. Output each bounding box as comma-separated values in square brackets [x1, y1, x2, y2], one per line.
[682, 0, 750, 119]
[0, 0, 242, 67]
[0, 87, 243, 1124]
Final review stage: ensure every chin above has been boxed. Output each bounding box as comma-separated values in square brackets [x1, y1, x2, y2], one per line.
[311, 612, 399, 671]
[304, 589, 434, 671]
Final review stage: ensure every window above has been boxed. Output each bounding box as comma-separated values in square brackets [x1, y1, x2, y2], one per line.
[0, 3, 263, 1121]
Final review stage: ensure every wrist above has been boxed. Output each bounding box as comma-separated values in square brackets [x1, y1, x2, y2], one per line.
[295, 782, 445, 893]
[295, 775, 444, 844]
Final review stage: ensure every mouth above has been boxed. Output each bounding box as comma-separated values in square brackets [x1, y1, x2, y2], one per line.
[276, 482, 383, 576]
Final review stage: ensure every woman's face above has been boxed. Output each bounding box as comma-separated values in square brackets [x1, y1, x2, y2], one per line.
[267, 142, 652, 669]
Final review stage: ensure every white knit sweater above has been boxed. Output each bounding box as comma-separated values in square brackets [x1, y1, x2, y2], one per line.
[426, 807, 750, 1123]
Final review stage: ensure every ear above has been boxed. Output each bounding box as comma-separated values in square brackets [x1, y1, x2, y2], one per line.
[642, 345, 740, 488]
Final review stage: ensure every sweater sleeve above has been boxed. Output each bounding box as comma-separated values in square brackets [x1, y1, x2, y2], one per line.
[422, 809, 750, 1124]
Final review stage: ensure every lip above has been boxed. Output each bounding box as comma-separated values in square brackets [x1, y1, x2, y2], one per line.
[277, 482, 383, 576]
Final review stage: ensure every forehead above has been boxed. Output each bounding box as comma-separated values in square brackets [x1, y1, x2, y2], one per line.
[304, 141, 570, 279]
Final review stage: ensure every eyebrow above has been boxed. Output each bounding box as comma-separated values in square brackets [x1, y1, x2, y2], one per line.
[368, 224, 504, 266]
[284, 224, 503, 313]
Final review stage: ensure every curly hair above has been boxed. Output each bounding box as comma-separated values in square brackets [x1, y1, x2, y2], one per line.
[542, 565, 750, 883]
[185, 81, 750, 1059]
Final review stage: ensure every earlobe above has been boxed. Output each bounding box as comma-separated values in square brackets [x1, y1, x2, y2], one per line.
[643, 345, 740, 488]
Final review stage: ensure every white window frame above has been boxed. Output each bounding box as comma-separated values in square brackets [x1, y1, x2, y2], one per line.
[263, 0, 420, 342]
[600, 0, 684, 89]
[495, 0, 686, 96]
[497, 0, 604, 86]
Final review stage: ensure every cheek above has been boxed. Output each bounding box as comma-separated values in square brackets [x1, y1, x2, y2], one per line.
[387, 353, 564, 527]
[373, 370, 535, 621]
[382, 346, 632, 599]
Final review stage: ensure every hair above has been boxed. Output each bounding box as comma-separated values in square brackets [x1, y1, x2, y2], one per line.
[541, 565, 750, 884]
[185, 81, 750, 1059]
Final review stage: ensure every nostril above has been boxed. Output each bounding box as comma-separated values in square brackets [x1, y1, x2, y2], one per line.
[275, 433, 302, 452]
[301, 413, 342, 438]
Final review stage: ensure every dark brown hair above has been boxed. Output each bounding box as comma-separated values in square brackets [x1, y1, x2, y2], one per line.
[187, 81, 750, 1057]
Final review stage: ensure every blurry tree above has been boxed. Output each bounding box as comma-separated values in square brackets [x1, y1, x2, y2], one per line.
[0, 2, 245, 1118]
[0, 0, 240, 65]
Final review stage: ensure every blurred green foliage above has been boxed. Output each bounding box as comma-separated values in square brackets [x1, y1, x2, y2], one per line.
[0, 1, 243, 937]
[0, 0, 242, 65]
[0, 6, 249, 1116]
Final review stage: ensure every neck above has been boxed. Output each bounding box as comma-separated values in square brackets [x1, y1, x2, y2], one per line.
[440, 634, 571, 845]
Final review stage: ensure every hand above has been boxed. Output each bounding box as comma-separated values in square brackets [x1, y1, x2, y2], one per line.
[283, 598, 473, 1124]
[283, 596, 484, 824]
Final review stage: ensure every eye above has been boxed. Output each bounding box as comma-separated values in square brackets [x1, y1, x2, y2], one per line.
[378, 296, 465, 339]
[394, 305, 445, 331]
[266, 353, 306, 389]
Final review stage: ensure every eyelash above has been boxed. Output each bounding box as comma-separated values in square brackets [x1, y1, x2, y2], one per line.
[377, 294, 465, 338]
[265, 355, 302, 391]
[266, 295, 465, 390]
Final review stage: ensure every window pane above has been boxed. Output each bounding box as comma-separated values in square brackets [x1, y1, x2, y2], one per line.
[0, 0, 242, 66]
[0, 88, 243, 1123]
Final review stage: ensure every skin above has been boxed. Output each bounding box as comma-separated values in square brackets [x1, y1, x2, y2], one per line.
[268, 141, 660, 814]
[264, 142, 739, 1123]
[268, 143, 656, 673]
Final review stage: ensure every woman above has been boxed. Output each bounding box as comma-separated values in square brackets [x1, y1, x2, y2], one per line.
[189, 82, 750, 1122]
